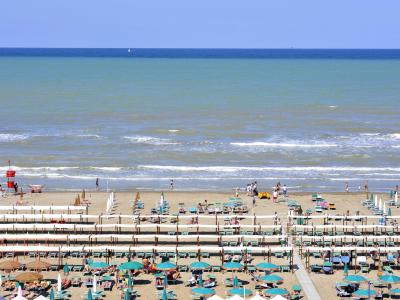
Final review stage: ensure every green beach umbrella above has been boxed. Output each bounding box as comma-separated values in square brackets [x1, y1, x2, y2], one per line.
[191, 287, 215, 296]
[223, 262, 243, 270]
[190, 261, 210, 270]
[87, 289, 93, 300]
[90, 261, 109, 269]
[343, 263, 349, 275]
[256, 262, 278, 270]
[50, 288, 55, 300]
[229, 287, 253, 297]
[379, 275, 400, 283]
[260, 274, 283, 283]
[157, 262, 176, 271]
[344, 275, 367, 283]
[265, 288, 289, 296]
[118, 261, 144, 270]
[354, 289, 377, 297]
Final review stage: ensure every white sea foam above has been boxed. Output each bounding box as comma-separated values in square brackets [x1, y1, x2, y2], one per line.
[0, 133, 29, 142]
[388, 133, 400, 139]
[90, 167, 122, 171]
[138, 165, 400, 172]
[123, 136, 178, 145]
[328, 105, 338, 109]
[230, 142, 337, 148]
[168, 129, 180, 133]
[76, 134, 102, 139]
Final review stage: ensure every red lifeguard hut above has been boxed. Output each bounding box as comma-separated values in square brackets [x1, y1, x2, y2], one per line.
[6, 161, 16, 192]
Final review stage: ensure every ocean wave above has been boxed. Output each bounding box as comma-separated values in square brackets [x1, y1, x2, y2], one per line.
[0, 166, 79, 172]
[0, 134, 29, 142]
[389, 133, 400, 139]
[123, 136, 179, 145]
[168, 129, 180, 133]
[137, 165, 400, 172]
[75, 134, 102, 139]
[230, 142, 337, 148]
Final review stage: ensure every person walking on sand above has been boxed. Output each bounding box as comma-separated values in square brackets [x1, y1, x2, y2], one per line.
[96, 178, 99, 190]
[345, 182, 349, 193]
[282, 184, 288, 197]
[170, 179, 174, 191]
[252, 195, 256, 207]
[272, 190, 278, 203]
[364, 180, 369, 197]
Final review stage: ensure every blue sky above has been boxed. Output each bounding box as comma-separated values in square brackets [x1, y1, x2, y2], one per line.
[1, 0, 400, 48]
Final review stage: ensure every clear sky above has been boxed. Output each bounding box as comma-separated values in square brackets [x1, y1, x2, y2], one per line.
[1, 0, 400, 48]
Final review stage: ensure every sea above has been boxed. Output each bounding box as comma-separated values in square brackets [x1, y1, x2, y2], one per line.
[0, 48, 400, 192]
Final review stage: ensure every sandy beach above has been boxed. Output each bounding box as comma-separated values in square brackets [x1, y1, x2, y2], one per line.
[0, 190, 395, 300]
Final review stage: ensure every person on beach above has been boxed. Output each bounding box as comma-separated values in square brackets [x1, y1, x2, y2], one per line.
[345, 182, 349, 193]
[170, 179, 174, 191]
[282, 184, 288, 197]
[246, 184, 251, 196]
[235, 186, 239, 197]
[252, 195, 256, 207]
[95, 178, 99, 190]
[364, 180, 369, 197]
[13, 182, 18, 194]
[272, 190, 278, 203]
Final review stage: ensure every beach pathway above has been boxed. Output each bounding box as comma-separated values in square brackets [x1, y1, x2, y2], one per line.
[293, 248, 321, 300]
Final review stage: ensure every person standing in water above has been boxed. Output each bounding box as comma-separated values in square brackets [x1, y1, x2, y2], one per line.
[170, 179, 174, 191]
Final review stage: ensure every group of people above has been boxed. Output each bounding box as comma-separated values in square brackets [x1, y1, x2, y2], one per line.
[246, 181, 258, 196]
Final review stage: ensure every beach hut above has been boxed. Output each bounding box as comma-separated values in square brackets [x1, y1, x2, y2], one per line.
[26, 260, 51, 271]
[0, 260, 21, 271]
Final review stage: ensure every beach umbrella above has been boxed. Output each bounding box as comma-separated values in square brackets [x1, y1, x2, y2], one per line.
[270, 296, 287, 300]
[344, 275, 367, 283]
[388, 207, 392, 216]
[229, 288, 253, 297]
[26, 260, 51, 271]
[249, 295, 266, 300]
[232, 275, 239, 287]
[255, 262, 278, 270]
[12, 286, 27, 300]
[118, 261, 144, 270]
[90, 261, 109, 269]
[63, 264, 70, 274]
[228, 296, 245, 300]
[49, 288, 55, 300]
[34, 296, 49, 300]
[93, 275, 97, 293]
[87, 289, 93, 300]
[383, 201, 387, 214]
[259, 274, 283, 283]
[207, 295, 224, 300]
[15, 272, 43, 282]
[379, 198, 383, 211]
[396, 192, 398, 205]
[390, 288, 400, 294]
[379, 275, 400, 283]
[353, 289, 377, 297]
[343, 263, 349, 276]
[0, 260, 21, 270]
[57, 273, 62, 292]
[124, 289, 130, 300]
[190, 261, 211, 270]
[374, 195, 377, 207]
[192, 287, 215, 296]
[0, 273, 2, 286]
[156, 262, 176, 271]
[264, 288, 289, 296]
[223, 262, 243, 270]
[162, 289, 168, 300]
[199, 274, 203, 287]
[128, 276, 133, 288]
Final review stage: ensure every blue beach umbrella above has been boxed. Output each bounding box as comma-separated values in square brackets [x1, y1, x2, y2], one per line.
[232, 275, 239, 287]
[256, 262, 278, 270]
[229, 287, 253, 296]
[157, 262, 176, 271]
[190, 261, 210, 270]
[344, 275, 367, 283]
[87, 289, 93, 300]
[118, 261, 144, 270]
[265, 288, 289, 296]
[162, 289, 168, 300]
[379, 275, 400, 283]
[354, 289, 377, 297]
[223, 262, 243, 270]
[260, 274, 283, 283]
[192, 287, 215, 296]
[50, 288, 55, 300]
[90, 261, 109, 269]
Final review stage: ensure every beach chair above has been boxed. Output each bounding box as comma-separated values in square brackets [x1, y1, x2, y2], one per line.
[383, 265, 393, 274]
[280, 265, 291, 272]
[311, 264, 323, 272]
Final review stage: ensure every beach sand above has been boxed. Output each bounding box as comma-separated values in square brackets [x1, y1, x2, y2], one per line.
[0, 190, 394, 299]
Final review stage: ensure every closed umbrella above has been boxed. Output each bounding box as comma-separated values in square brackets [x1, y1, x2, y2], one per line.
[124, 289, 130, 300]
[199, 274, 203, 287]
[63, 264, 70, 274]
[233, 276, 239, 287]
[87, 289, 93, 300]
[343, 263, 349, 276]
[93, 275, 97, 293]
[162, 289, 168, 300]
[57, 274, 62, 292]
[49, 289, 55, 300]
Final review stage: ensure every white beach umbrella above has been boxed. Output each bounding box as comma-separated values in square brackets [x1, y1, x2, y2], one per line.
[207, 296, 224, 300]
[93, 275, 97, 293]
[379, 198, 383, 211]
[229, 296, 245, 300]
[57, 273, 62, 292]
[396, 192, 398, 205]
[160, 193, 165, 207]
[12, 286, 27, 300]
[249, 295, 266, 300]
[383, 201, 387, 215]
[0, 273, 2, 286]
[374, 195, 378, 208]
[34, 296, 49, 300]
[270, 296, 287, 300]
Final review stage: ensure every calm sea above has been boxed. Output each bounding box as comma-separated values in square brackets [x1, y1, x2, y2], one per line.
[0, 48, 399, 192]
